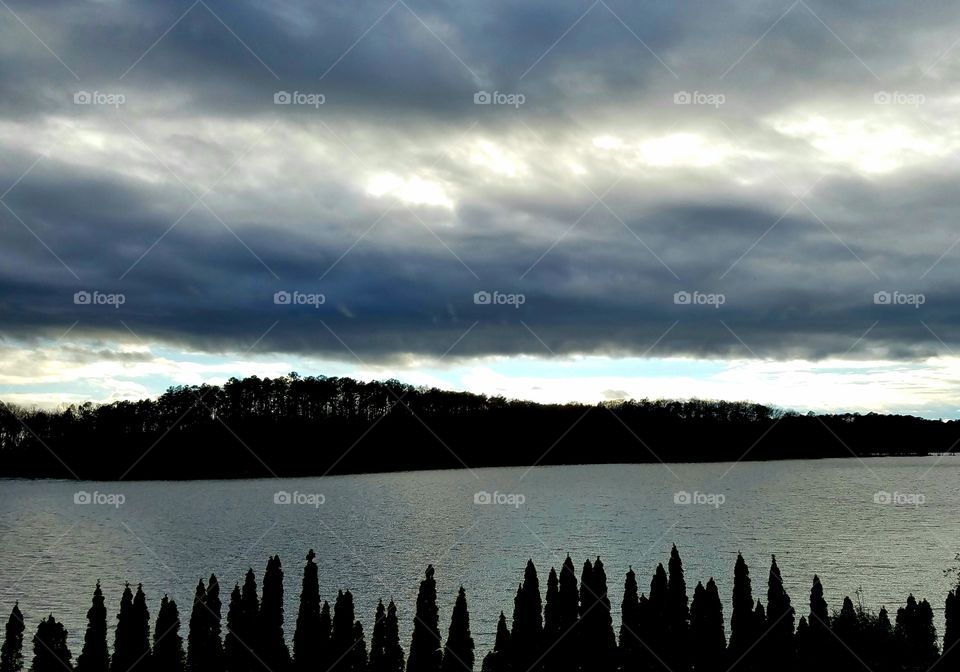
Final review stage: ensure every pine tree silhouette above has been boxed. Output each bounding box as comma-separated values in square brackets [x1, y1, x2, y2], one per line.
[556, 556, 579, 672]
[131, 584, 152, 671]
[618, 568, 642, 672]
[258, 556, 290, 672]
[578, 559, 593, 622]
[832, 595, 862, 669]
[635, 593, 651, 672]
[809, 575, 829, 629]
[77, 583, 109, 672]
[293, 550, 321, 672]
[727, 553, 755, 671]
[794, 615, 810, 670]
[111, 583, 136, 672]
[0, 603, 25, 672]
[230, 569, 260, 672]
[225, 570, 261, 672]
[666, 545, 690, 672]
[408, 566, 442, 672]
[509, 560, 543, 672]
[690, 579, 725, 672]
[480, 613, 509, 672]
[368, 601, 388, 672]
[895, 594, 938, 670]
[205, 575, 224, 672]
[541, 568, 560, 672]
[945, 585, 960, 670]
[647, 563, 669, 671]
[319, 601, 333, 671]
[764, 555, 795, 669]
[802, 574, 830, 670]
[32, 615, 72, 672]
[577, 558, 595, 672]
[347, 622, 367, 672]
[186, 579, 207, 672]
[875, 606, 897, 672]
[153, 595, 184, 672]
[224, 584, 244, 672]
[441, 586, 474, 672]
[384, 601, 405, 672]
[591, 558, 618, 672]
[331, 590, 357, 672]
[750, 601, 767, 670]
[576, 558, 616, 672]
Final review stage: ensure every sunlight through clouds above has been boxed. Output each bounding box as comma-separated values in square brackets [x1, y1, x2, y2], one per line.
[365, 173, 454, 208]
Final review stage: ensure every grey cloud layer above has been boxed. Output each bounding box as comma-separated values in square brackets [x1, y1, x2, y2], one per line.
[2, 0, 960, 362]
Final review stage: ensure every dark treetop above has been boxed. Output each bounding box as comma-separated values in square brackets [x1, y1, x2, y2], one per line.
[0, 373, 952, 479]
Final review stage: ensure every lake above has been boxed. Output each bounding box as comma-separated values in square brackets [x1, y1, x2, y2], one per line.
[1, 457, 958, 656]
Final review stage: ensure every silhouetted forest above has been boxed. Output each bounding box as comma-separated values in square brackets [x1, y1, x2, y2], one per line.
[4, 547, 958, 672]
[0, 373, 954, 479]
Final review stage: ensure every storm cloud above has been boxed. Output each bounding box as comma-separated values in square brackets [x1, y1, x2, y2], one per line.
[3, 0, 960, 382]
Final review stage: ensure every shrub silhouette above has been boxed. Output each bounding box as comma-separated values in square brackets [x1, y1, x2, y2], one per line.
[32, 615, 72, 672]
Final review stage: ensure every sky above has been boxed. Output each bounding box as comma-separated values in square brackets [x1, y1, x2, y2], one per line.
[2, 0, 960, 417]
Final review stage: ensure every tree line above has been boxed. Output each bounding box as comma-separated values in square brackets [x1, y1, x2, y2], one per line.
[3, 546, 960, 672]
[0, 373, 954, 479]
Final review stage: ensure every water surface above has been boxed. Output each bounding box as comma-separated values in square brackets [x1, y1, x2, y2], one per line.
[1, 457, 957, 654]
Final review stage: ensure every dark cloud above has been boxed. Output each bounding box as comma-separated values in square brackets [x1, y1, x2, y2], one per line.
[1, 0, 960, 365]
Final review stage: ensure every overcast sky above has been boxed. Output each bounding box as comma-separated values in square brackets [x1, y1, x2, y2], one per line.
[2, 0, 960, 416]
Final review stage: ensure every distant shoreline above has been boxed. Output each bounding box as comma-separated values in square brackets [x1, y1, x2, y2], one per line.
[0, 453, 955, 483]
[1, 373, 955, 480]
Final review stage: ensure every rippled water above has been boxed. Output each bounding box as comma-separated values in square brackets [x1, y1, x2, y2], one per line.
[1, 457, 958, 656]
